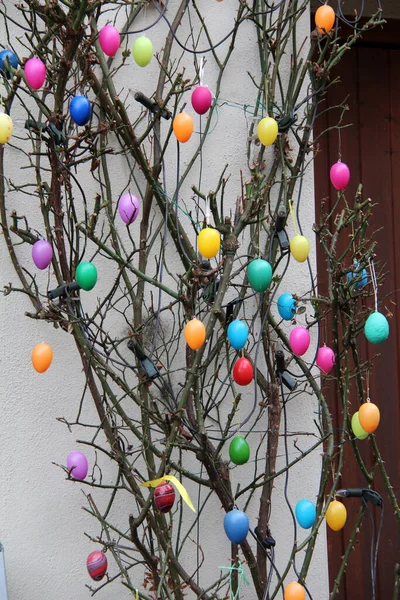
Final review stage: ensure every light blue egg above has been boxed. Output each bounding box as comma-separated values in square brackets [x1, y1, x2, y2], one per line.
[295, 499, 316, 529]
[223, 509, 249, 544]
[277, 293, 296, 320]
[364, 311, 389, 344]
[227, 320, 249, 350]
[346, 261, 368, 290]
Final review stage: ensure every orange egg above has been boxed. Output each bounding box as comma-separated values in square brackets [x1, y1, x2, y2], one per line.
[315, 5, 335, 34]
[173, 112, 194, 143]
[358, 402, 380, 433]
[32, 342, 53, 373]
[184, 319, 206, 350]
[284, 582, 305, 600]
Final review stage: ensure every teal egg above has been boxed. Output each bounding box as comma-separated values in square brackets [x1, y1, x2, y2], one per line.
[227, 320, 249, 350]
[229, 436, 250, 465]
[277, 293, 296, 320]
[295, 499, 316, 529]
[364, 311, 389, 344]
[247, 258, 272, 292]
[76, 262, 98, 291]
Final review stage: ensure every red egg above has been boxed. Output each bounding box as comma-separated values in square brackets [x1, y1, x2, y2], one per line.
[86, 550, 107, 581]
[233, 357, 253, 386]
[154, 482, 176, 513]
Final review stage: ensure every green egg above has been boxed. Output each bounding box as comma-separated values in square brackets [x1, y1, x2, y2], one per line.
[351, 411, 368, 440]
[229, 436, 250, 465]
[76, 261, 98, 291]
[247, 258, 272, 292]
[132, 36, 153, 67]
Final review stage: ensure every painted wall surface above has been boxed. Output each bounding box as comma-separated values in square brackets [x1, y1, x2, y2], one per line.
[0, 2, 329, 599]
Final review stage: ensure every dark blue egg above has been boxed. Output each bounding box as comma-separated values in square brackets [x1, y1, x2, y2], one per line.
[0, 50, 18, 79]
[346, 261, 368, 290]
[224, 509, 249, 544]
[277, 293, 296, 320]
[227, 320, 249, 350]
[70, 95, 91, 126]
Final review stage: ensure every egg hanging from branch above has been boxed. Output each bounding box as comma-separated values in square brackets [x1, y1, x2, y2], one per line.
[67, 451, 88, 480]
[223, 509, 249, 544]
[247, 258, 272, 292]
[330, 161, 350, 190]
[316, 346, 335, 374]
[70, 95, 91, 126]
[229, 436, 250, 465]
[351, 412, 368, 440]
[284, 582, 306, 600]
[154, 482, 176, 513]
[257, 117, 278, 146]
[133, 36, 153, 67]
[315, 5, 336, 34]
[24, 57, 46, 90]
[198, 227, 220, 259]
[173, 112, 194, 143]
[289, 326, 310, 356]
[86, 551, 107, 581]
[227, 320, 249, 350]
[364, 311, 389, 344]
[290, 235, 310, 262]
[277, 293, 296, 321]
[191, 86, 213, 115]
[32, 342, 53, 373]
[325, 500, 347, 531]
[184, 318, 206, 350]
[76, 262, 98, 291]
[99, 25, 120, 56]
[358, 402, 380, 433]
[0, 113, 13, 145]
[118, 193, 140, 224]
[32, 239, 53, 270]
[232, 357, 253, 386]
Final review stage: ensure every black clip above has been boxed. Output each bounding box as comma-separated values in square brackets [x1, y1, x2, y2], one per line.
[127, 339, 160, 381]
[276, 348, 297, 391]
[134, 92, 172, 120]
[48, 281, 80, 300]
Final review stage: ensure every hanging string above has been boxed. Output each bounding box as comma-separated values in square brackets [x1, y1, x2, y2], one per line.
[368, 257, 378, 312]
[218, 564, 249, 600]
[289, 199, 299, 236]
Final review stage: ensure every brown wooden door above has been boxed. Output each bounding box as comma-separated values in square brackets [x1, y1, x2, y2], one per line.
[314, 33, 400, 599]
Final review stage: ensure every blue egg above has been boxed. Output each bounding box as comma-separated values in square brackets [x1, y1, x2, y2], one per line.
[227, 320, 249, 350]
[0, 50, 18, 79]
[277, 293, 296, 321]
[70, 95, 91, 126]
[364, 311, 389, 344]
[346, 261, 368, 290]
[224, 509, 249, 544]
[295, 499, 316, 529]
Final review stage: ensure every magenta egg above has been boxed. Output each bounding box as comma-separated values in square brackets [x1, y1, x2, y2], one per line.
[24, 57, 46, 90]
[118, 193, 140, 224]
[316, 345, 335, 373]
[191, 86, 213, 115]
[67, 451, 88, 480]
[289, 326, 311, 356]
[32, 239, 53, 270]
[86, 551, 107, 581]
[330, 161, 350, 191]
[99, 25, 120, 57]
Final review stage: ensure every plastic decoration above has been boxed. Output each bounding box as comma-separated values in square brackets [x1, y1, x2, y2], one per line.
[227, 320, 249, 351]
[76, 262, 98, 291]
[290, 235, 310, 263]
[315, 5, 336, 34]
[173, 112, 194, 143]
[70, 96, 91, 126]
[154, 482, 176, 513]
[289, 326, 310, 356]
[257, 117, 278, 146]
[0, 114, 13, 145]
[223, 509, 249, 544]
[325, 500, 347, 531]
[24, 57, 46, 90]
[198, 227, 221, 259]
[99, 25, 120, 56]
[32, 240, 53, 270]
[358, 402, 380, 433]
[277, 293, 296, 321]
[184, 318, 206, 350]
[133, 36, 153, 67]
[284, 582, 306, 600]
[0, 49, 18, 78]
[86, 551, 107, 581]
[141, 474, 196, 512]
[330, 161, 350, 190]
[32, 342, 53, 373]
[67, 451, 89, 480]
[247, 258, 272, 292]
[364, 311, 389, 344]
[316, 346, 335, 374]
[346, 261, 368, 289]
[191, 86, 213, 115]
[118, 193, 140, 224]
[232, 357, 253, 386]
[295, 499, 316, 529]
[351, 412, 368, 440]
[229, 436, 250, 465]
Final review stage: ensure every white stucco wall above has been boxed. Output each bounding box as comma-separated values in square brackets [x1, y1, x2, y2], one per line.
[0, 2, 329, 599]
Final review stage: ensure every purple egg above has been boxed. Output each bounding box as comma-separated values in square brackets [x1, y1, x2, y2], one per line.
[118, 193, 140, 224]
[32, 239, 53, 270]
[67, 451, 88, 480]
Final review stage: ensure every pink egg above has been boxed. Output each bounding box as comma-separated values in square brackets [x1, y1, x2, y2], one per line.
[32, 239, 53, 269]
[191, 86, 213, 115]
[99, 25, 120, 57]
[330, 161, 350, 191]
[67, 451, 88, 480]
[316, 345, 335, 373]
[289, 326, 311, 356]
[24, 57, 46, 90]
[118, 193, 140, 224]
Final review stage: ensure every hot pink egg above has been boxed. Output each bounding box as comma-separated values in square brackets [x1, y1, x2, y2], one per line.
[316, 345, 335, 373]
[99, 25, 120, 57]
[24, 57, 46, 90]
[191, 86, 213, 115]
[289, 326, 311, 356]
[330, 161, 350, 191]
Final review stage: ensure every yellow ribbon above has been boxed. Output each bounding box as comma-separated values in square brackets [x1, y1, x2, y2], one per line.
[289, 199, 299, 236]
[141, 474, 196, 512]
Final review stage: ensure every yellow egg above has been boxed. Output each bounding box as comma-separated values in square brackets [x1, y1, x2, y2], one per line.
[325, 500, 347, 531]
[290, 235, 310, 262]
[0, 113, 13, 144]
[257, 117, 278, 146]
[198, 228, 220, 259]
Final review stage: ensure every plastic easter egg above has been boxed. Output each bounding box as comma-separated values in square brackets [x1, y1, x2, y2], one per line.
[0, 49, 18, 78]
[70, 96, 91, 126]
[359, 402, 380, 433]
[346, 261, 368, 289]
[118, 193, 140, 224]
[325, 500, 347, 531]
[0, 114, 13, 145]
[257, 117, 278, 146]
[133, 36, 153, 67]
[316, 346, 335, 374]
[284, 582, 306, 600]
[277, 293, 296, 321]
[32, 239, 53, 270]
[290, 235, 310, 263]
[184, 318, 206, 350]
[315, 5, 336, 34]
[191, 86, 213, 115]
[224, 509, 249, 544]
[99, 25, 120, 56]
[229, 436, 250, 465]
[289, 326, 310, 357]
[67, 451, 88, 480]
[330, 161, 350, 191]
[198, 228, 220, 259]
[87, 551, 107, 581]
[247, 258, 272, 292]
[154, 482, 176, 513]
[295, 499, 316, 529]
[24, 57, 46, 90]
[351, 411, 368, 440]
[364, 311, 389, 344]
[227, 320, 249, 351]
[233, 357, 253, 386]
[76, 262, 98, 291]
[173, 112, 194, 143]
[32, 342, 53, 373]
